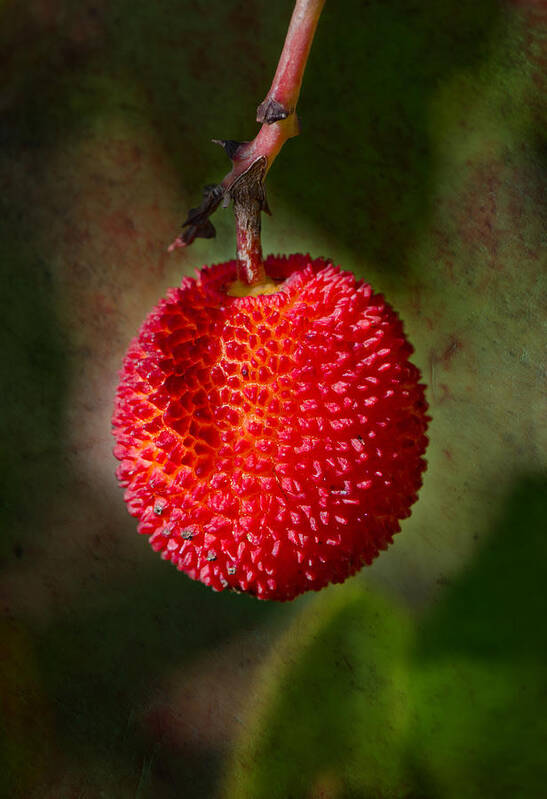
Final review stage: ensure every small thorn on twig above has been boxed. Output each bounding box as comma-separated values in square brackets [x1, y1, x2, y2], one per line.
[229, 157, 268, 209]
[168, 183, 225, 251]
[212, 139, 244, 160]
[256, 97, 291, 124]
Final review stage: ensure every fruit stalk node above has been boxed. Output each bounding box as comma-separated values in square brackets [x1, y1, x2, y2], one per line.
[169, 0, 325, 287]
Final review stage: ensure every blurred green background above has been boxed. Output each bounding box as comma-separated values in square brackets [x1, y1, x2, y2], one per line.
[0, 1, 545, 797]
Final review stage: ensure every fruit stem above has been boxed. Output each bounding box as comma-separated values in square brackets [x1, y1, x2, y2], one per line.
[169, 0, 326, 287]
[257, 0, 326, 125]
[232, 0, 325, 285]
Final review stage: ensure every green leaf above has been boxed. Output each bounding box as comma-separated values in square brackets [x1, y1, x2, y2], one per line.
[223, 582, 413, 799]
[406, 476, 547, 799]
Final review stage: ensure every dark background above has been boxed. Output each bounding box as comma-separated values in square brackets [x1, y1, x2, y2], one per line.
[1, 1, 545, 797]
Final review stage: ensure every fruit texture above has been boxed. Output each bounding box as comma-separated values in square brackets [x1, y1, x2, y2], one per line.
[113, 254, 429, 600]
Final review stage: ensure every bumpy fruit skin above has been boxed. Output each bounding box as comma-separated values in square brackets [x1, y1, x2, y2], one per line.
[113, 254, 429, 601]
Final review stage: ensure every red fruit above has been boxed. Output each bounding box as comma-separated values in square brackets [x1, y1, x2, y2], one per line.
[112, 254, 429, 601]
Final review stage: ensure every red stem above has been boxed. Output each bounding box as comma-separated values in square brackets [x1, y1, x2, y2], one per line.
[258, 0, 326, 123]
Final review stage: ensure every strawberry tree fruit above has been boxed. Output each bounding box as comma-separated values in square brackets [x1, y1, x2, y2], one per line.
[112, 254, 428, 600]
